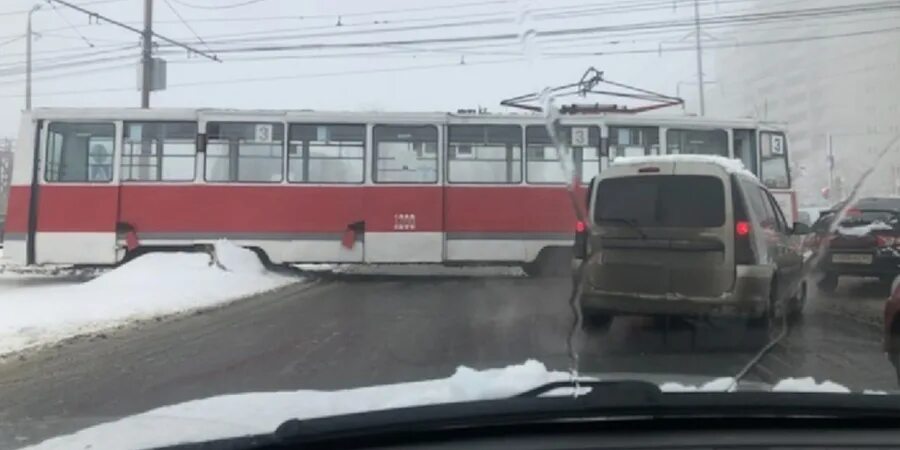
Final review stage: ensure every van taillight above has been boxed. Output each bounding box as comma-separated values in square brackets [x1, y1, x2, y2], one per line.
[574, 221, 588, 259]
[731, 177, 756, 265]
[638, 167, 660, 173]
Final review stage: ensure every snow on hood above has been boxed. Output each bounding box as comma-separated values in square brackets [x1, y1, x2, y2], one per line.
[22, 361, 864, 450]
[771, 377, 851, 393]
[837, 220, 894, 237]
[612, 154, 756, 178]
[22, 360, 569, 450]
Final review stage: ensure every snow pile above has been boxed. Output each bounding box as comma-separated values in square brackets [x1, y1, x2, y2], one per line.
[771, 377, 851, 393]
[613, 154, 756, 178]
[0, 241, 295, 356]
[23, 360, 570, 450]
[837, 220, 894, 237]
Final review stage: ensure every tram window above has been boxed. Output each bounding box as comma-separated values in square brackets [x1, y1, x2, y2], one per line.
[122, 122, 197, 181]
[45, 122, 114, 183]
[373, 125, 438, 183]
[733, 129, 758, 176]
[666, 129, 728, 156]
[288, 124, 365, 183]
[608, 126, 659, 160]
[205, 122, 284, 183]
[448, 125, 522, 184]
[525, 125, 600, 184]
[760, 131, 790, 189]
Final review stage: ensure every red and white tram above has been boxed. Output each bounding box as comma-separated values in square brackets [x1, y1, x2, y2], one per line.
[2, 108, 795, 274]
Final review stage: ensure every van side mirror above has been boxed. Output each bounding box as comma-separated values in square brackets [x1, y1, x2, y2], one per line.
[792, 222, 811, 235]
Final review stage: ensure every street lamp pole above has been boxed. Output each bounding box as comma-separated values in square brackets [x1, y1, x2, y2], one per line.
[26, 4, 42, 111]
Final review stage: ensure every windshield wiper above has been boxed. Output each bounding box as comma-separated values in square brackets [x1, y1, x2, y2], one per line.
[596, 217, 648, 239]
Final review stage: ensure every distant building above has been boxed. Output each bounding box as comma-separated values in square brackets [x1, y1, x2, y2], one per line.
[710, 0, 900, 204]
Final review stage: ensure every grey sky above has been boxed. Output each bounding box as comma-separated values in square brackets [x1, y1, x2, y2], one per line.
[0, 0, 722, 137]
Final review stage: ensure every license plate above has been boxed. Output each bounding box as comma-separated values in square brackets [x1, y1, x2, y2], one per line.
[832, 253, 873, 264]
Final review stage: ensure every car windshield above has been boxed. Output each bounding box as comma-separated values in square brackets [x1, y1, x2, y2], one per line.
[2, 1, 900, 449]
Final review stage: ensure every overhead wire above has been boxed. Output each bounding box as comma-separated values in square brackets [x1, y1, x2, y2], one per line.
[162, 0, 213, 53]
[5, 17, 900, 98]
[46, 0, 96, 48]
[169, 0, 274, 9]
[0, 0, 896, 78]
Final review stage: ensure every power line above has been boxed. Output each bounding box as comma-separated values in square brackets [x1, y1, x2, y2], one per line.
[169, 0, 273, 9]
[5, 18, 900, 99]
[162, 0, 213, 52]
[47, 1, 96, 48]
[185, 1, 900, 54]
[2, 0, 896, 80]
[0, 0, 127, 16]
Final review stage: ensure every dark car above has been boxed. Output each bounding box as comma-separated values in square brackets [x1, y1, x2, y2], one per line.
[883, 276, 900, 382]
[813, 197, 900, 293]
[575, 156, 809, 332]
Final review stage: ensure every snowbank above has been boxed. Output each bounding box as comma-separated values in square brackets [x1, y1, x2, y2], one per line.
[0, 241, 295, 356]
[613, 154, 756, 178]
[23, 360, 570, 450]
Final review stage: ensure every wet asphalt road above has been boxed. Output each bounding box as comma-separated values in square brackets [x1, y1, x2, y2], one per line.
[0, 268, 895, 447]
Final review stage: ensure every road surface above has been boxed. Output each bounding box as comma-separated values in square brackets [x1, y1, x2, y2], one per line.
[0, 268, 894, 446]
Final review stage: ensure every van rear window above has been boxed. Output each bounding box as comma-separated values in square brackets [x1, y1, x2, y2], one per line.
[594, 175, 725, 227]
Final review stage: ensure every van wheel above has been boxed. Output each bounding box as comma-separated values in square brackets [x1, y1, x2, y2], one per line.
[581, 311, 613, 333]
[817, 273, 838, 294]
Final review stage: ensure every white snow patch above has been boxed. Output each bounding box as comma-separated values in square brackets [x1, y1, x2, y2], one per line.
[864, 389, 889, 395]
[837, 220, 894, 237]
[0, 241, 296, 357]
[22, 360, 569, 450]
[613, 154, 756, 178]
[771, 377, 851, 393]
[658, 377, 736, 392]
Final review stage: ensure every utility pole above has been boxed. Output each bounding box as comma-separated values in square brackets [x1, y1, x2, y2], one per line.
[141, 0, 153, 108]
[26, 4, 42, 111]
[692, 0, 706, 116]
[46, 0, 220, 108]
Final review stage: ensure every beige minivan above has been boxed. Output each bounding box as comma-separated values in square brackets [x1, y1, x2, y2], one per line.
[575, 155, 809, 332]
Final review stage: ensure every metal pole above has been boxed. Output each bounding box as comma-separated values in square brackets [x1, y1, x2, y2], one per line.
[692, 0, 706, 116]
[26, 5, 41, 111]
[141, 0, 153, 108]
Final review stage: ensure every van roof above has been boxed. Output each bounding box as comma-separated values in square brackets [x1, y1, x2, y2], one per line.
[610, 154, 758, 180]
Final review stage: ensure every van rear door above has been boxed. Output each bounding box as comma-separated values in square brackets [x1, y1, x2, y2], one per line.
[589, 162, 735, 298]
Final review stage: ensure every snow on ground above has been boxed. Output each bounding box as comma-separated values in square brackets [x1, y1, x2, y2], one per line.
[21, 358, 868, 450]
[0, 240, 297, 357]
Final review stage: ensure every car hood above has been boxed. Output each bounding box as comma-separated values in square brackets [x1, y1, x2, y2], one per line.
[19, 360, 873, 450]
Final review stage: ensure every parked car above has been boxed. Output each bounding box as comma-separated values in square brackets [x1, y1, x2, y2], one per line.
[575, 155, 809, 332]
[812, 197, 900, 293]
